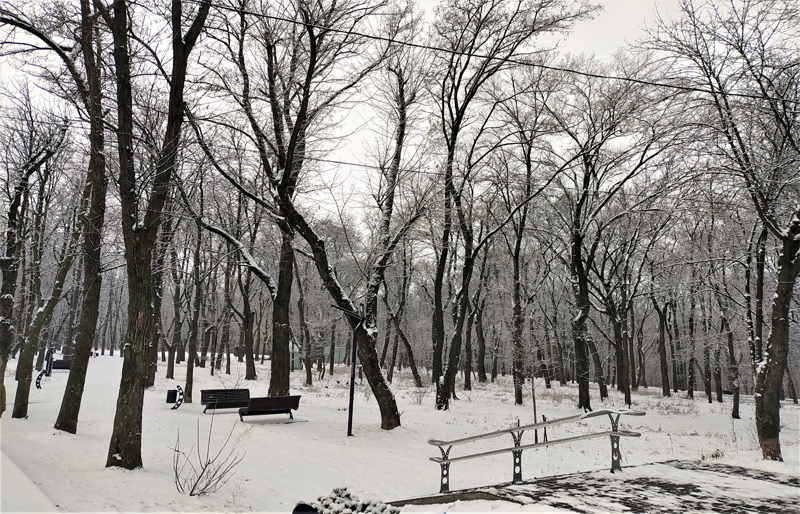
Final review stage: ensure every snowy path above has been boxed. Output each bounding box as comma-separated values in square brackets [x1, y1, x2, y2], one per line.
[396, 460, 800, 512]
[1, 448, 59, 512]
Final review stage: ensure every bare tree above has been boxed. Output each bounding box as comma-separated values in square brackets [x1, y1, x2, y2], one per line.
[428, 0, 596, 411]
[544, 54, 682, 410]
[649, 0, 799, 460]
[102, 0, 211, 469]
[0, 91, 70, 416]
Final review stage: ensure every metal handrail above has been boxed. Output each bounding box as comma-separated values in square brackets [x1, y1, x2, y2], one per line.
[428, 409, 645, 447]
[428, 409, 646, 493]
[430, 430, 642, 464]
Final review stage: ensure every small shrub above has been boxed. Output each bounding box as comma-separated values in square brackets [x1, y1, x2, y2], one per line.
[172, 417, 244, 496]
[309, 487, 399, 514]
[701, 448, 724, 460]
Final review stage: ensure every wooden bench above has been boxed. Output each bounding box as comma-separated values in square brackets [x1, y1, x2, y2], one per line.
[51, 359, 71, 371]
[200, 389, 250, 414]
[239, 395, 301, 421]
[429, 408, 645, 493]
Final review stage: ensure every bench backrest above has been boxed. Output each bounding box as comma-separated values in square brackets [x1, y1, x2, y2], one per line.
[200, 389, 250, 404]
[248, 395, 301, 411]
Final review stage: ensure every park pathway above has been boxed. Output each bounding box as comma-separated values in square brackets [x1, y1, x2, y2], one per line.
[392, 460, 800, 513]
[1, 448, 59, 512]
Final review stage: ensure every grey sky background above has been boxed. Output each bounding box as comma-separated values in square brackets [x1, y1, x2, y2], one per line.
[559, 0, 681, 58]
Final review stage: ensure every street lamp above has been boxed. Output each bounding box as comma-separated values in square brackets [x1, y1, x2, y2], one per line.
[332, 303, 365, 436]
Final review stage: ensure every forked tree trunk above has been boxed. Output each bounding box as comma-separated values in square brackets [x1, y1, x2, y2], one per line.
[105, 0, 210, 470]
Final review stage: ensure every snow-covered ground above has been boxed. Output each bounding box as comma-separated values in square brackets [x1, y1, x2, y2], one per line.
[2, 355, 798, 512]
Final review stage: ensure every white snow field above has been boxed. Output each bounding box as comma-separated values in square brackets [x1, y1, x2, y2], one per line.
[2, 354, 798, 512]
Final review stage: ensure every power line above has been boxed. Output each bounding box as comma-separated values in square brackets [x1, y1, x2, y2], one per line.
[0, 113, 770, 210]
[186, 0, 800, 105]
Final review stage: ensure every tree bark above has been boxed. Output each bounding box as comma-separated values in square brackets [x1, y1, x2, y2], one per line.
[14, 210, 83, 418]
[184, 222, 202, 404]
[754, 213, 799, 460]
[53, 0, 108, 429]
[652, 296, 671, 397]
[105, 0, 210, 469]
[269, 231, 294, 396]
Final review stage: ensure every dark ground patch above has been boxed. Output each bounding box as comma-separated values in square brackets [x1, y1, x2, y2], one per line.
[392, 460, 800, 513]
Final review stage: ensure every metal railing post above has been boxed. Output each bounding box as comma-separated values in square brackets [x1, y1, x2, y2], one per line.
[438, 446, 452, 493]
[511, 430, 525, 484]
[608, 412, 622, 472]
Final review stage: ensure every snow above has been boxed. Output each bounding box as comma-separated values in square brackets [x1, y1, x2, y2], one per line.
[2, 356, 799, 512]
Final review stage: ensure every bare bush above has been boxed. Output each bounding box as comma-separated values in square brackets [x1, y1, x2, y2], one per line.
[172, 416, 244, 496]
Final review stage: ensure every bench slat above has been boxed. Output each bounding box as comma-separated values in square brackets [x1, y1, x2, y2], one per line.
[428, 409, 645, 447]
[239, 395, 301, 421]
[200, 389, 250, 413]
[430, 430, 641, 464]
[246, 396, 300, 411]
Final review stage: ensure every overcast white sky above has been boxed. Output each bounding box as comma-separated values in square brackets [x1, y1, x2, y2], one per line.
[558, 0, 681, 57]
[1, 0, 682, 99]
[416, 0, 682, 59]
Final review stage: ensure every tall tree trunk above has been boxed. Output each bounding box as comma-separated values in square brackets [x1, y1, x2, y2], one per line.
[184, 222, 202, 404]
[587, 336, 607, 400]
[269, 231, 294, 396]
[439, 249, 475, 409]
[146, 212, 173, 388]
[475, 302, 488, 383]
[294, 255, 313, 387]
[329, 318, 336, 376]
[105, 0, 210, 470]
[387, 333, 398, 384]
[571, 223, 593, 410]
[714, 344, 723, 402]
[545, 317, 566, 386]
[14, 204, 84, 418]
[464, 307, 475, 391]
[382, 294, 422, 388]
[54, 66, 107, 428]
[235, 234, 258, 380]
[652, 297, 670, 397]
[701, 297, 712, 403]
[167, 247, 182, 380]
[754, 213, 799, 460]
[725, 316, 740, 418]
[380, 311, 392, 368]
[613, 317, 631, 406]
[667, 302, 679, 393]
[628, 301, 638, 391]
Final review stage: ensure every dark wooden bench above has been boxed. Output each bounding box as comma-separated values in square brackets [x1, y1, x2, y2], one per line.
[200, 389, 250, 414]
[239, 395, 301, 421]
[51, 359, 71, 371]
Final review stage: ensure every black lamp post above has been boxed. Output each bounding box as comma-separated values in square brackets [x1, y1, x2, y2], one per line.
[332, 303, 365, 437]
